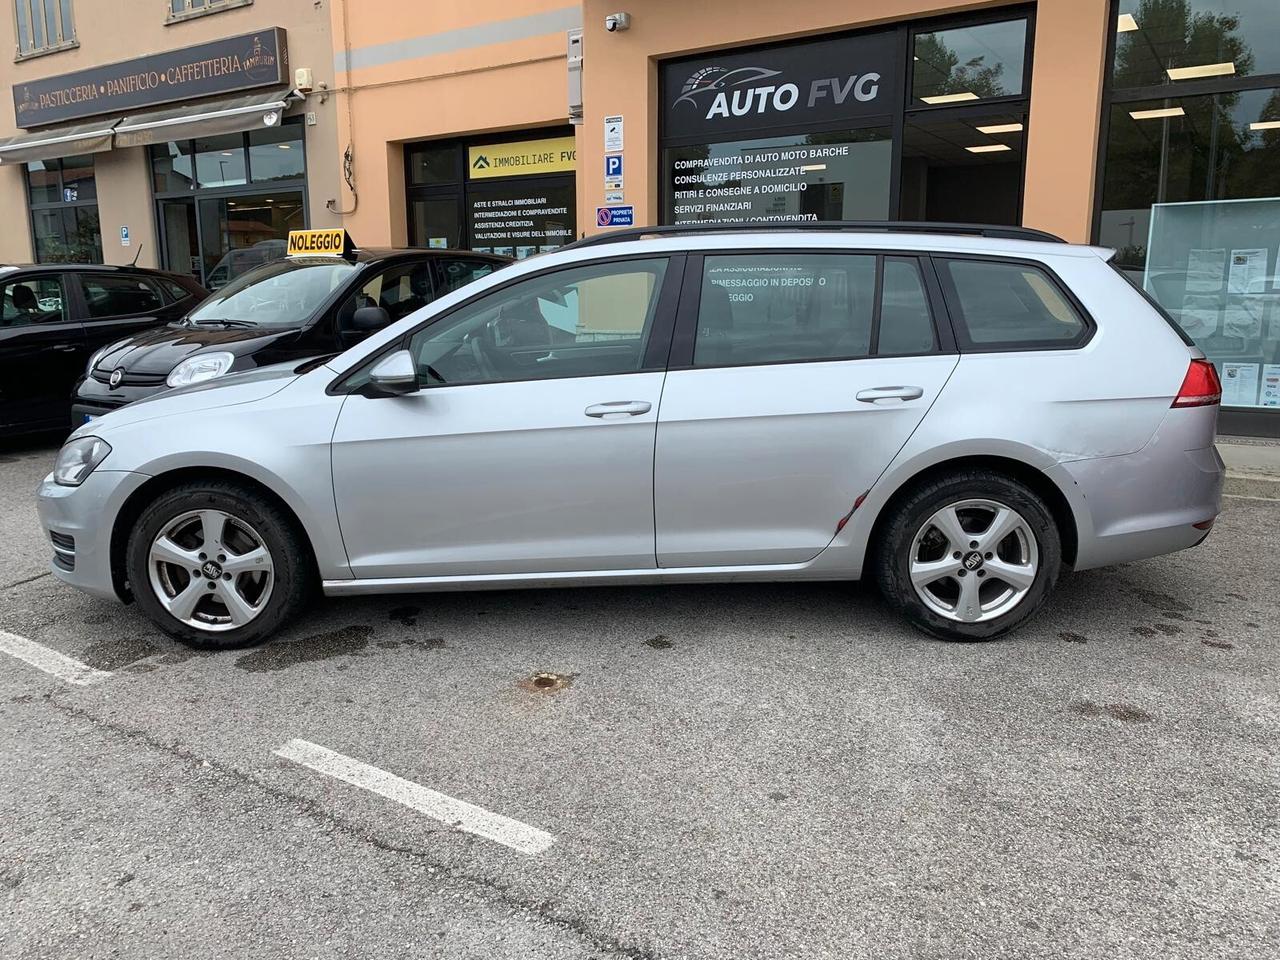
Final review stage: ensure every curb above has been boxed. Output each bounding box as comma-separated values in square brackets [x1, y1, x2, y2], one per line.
[1224, 472, 1280, 499]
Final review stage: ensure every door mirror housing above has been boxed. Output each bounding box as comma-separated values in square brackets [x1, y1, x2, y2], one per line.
[366, 349, 418, 396]
[351, 305, 392, 331]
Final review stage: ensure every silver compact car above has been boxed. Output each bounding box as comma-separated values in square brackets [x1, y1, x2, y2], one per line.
[36, 223, 1225, 648]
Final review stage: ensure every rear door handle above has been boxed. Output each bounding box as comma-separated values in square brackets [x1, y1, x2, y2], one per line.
[53, 344, 80, 353]
[584, 400, 652, 418]
[856, 385, 924, 403]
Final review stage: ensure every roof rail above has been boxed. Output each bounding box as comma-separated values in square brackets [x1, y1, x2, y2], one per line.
[564, 220, 1067, 250]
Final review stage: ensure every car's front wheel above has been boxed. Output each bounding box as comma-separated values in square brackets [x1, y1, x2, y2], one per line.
[874, 470, 1062, 641]
[126, 481, 313, 649]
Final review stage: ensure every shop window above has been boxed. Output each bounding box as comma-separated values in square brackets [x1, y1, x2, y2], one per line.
[26, 157, 101, 263]
[911, 19, 1028, 105]
[900, 109, 1027, 225]
[664, 129, 893, 226]
[15, 0, 76, 57]
[194, 134, 247, 189]
[249, 126, 305, 182]
[1112, 0, 1280, 89]
[408, 145, 459, 186]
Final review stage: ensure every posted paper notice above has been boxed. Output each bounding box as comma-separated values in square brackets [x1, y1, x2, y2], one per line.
[1221, 362, 1260, 406]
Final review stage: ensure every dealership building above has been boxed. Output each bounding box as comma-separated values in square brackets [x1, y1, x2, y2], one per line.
[2, 0, 1278, 433]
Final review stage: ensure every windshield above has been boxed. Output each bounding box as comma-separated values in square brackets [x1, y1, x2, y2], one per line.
[186, 258, 358, 328]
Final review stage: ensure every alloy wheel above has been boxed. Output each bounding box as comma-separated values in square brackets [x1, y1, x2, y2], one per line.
[908, 498, 1039, 623]
[147, 509, 274, 632]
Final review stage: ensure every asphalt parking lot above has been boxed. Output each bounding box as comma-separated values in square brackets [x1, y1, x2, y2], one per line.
[1, 435, 1277, 960]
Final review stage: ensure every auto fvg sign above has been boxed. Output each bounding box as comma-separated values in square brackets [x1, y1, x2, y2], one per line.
[660, 29, 899, 140]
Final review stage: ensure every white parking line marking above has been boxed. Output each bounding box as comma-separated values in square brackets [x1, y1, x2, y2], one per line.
[273, 738, 556, 855]
[1225, 493, 1280, 503]
[0, 629, 112, 686]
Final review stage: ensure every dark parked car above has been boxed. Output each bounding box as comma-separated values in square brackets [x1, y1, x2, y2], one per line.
[0, 264, 206, 436]
[72, 246, 510, 427]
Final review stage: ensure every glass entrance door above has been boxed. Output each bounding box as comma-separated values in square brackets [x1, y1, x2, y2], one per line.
[159, 198, 200, 280]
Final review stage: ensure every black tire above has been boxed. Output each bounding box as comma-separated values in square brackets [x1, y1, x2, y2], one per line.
[126, 480, 315, 649]
[873, 470, 1062, 642]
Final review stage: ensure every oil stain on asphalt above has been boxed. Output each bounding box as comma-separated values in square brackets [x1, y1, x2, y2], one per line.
[1070, 700, 1154, 723]
[235, 625, 374, 672]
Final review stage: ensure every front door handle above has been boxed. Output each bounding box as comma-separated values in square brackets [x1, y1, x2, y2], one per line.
[856, 385, 924, 404]
[584, 400, 652, 418]
[52, 344, 80, 353]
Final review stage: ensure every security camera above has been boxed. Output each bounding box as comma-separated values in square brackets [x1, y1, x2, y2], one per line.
[604, 12, 631, 32]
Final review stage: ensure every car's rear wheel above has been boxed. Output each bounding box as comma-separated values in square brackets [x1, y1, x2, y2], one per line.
[126, 481, 313, 649]
[874, 470, 1062, 641]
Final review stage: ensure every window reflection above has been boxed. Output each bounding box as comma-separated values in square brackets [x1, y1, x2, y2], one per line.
[912, 19, 1027, 104]
[1113, 0, 1280, 89]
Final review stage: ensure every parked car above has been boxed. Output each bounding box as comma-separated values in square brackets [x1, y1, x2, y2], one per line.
[72, 244, 511, 427]
[0, 264, 206, 437]
[37, 222, 1224, 649]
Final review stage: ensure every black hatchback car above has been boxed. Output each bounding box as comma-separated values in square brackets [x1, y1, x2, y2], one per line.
[72, 247, 510, 427]
[0, 264, 206, 437]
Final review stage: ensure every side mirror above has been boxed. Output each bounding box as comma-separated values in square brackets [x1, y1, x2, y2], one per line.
[367, 349, 418, 396]
[351, 305, 392, 331]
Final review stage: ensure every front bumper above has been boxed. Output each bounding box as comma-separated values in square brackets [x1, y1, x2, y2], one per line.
[71, 375, 167, 428]
[36, 469, 151, 602]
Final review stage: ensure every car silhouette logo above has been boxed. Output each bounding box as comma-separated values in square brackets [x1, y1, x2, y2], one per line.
[109, 368, 125, 389]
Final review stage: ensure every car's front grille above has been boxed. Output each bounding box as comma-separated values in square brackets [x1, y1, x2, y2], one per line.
[50, 531, 75, 571]
[90, 367, 168, 387]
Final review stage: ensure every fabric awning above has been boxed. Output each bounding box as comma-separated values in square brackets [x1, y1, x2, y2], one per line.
[113, 88, 302, 148]
[0, 119, 120, 164]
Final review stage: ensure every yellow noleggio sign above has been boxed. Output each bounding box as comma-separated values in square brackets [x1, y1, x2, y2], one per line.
[467, 136, 577, 180]
[287, 229, 354, 257]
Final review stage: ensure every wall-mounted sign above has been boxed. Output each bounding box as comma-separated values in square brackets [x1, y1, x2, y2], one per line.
[597, 205, 635, 227]
[13, 29, 289, 128]
[660, 29, 898, 141]
[604, 115, 624, 151]
[604, 152, 624, 190]
[119, 226, 130, 247]
[467, 136, 577, 180]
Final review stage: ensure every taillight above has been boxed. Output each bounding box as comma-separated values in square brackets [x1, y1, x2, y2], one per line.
[1172, 359, 1222, 408]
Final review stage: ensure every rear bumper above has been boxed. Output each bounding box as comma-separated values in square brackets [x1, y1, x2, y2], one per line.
[35, 469, 150, 602]
[1060, 415, 1224, 571]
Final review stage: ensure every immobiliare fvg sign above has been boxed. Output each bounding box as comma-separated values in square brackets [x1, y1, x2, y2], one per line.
[12, 29, 289, 128]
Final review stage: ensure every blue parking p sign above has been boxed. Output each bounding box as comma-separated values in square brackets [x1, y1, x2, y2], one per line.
[604, 153, 623, 181]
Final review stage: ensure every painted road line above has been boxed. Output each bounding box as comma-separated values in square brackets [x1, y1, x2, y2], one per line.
[0, 629, 112, 686]
[274, 738, 556, 855]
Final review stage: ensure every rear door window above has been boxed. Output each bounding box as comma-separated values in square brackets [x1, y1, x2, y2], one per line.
[435, 257, 498, 295]
[690, 253, 942, 366]
[78, 274, 165, 320]
[938, 258, 1088, 348]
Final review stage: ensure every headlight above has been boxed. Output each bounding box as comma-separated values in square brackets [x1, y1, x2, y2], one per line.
[53, 436, 112, 487]
[86, 344, 113, 375]
[166, 352, 235, 388]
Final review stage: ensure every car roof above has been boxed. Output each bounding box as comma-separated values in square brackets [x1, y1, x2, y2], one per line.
[350, 248, 513, 265]
[0, 263, 196, 278]
[556, 230, 1113, 262]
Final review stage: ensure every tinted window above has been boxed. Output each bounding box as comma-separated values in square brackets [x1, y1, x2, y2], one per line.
[436, 258, 498, 295]
[79, 274, 164, 320]
[338, 261, 436, 327]
[912, 19, 1028, 104]
[406, 258, 668, 385]
[694, 254, 876, 366]
[158, 278, 194, 302]
[941, 259, 1087, 346]
[878, 258, 936, 355]
[0, 276, 66, 328]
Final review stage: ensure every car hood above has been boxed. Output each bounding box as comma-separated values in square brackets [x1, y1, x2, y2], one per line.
[71, 362, 303, 438]
[93, 323, 300, 375]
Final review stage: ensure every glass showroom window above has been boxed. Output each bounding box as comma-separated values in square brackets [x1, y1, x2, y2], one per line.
[27, 156, 101, 263]
[1098, 1, 1280, 412]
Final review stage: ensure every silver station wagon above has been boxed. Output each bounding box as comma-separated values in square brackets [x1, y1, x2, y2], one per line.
[37, 223, 1225, 648]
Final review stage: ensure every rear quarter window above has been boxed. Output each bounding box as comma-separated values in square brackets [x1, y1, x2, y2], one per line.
[938, 258, 1089, 349]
